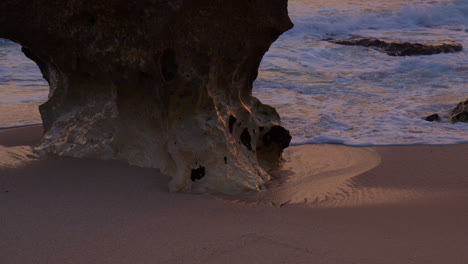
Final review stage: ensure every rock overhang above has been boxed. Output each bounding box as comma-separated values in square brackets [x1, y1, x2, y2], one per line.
[0, 0, 294, 194]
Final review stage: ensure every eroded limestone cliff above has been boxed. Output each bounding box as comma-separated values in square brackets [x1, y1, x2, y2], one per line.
[0, 0, 293, 194]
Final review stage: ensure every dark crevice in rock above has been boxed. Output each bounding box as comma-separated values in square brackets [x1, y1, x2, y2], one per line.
[262, 125, 291, 149]
[228, 115, 237, 134]
[191, 166, 206, 182]
[256, 125, 291, 170]
[160, 49, 178, 82]
[240, 128, 252, 151]
[325, 37, 463, 56]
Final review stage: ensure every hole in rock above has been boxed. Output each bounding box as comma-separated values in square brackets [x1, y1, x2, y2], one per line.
[0, 39, 49, 129]
[240, 128, 252, 151]
[191, 166, 206, 182]
[228, 115, 237, 134]
[262, 125, 291, 149]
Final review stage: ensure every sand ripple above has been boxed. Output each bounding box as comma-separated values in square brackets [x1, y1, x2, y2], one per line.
[238, 144, 381, 206]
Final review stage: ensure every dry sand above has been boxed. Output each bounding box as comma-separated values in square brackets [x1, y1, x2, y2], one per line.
[1, 125, 467, 264]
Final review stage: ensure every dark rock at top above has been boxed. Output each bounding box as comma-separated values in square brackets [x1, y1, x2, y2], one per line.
[0, 0, 293, 194]
[325, 37, 463, 56]
[450, 99, 468, 123]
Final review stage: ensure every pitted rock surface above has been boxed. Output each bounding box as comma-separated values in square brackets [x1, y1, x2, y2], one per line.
[0, 0, 293, 194]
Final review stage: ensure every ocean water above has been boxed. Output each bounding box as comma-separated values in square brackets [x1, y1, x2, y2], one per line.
[254, 0, 468, 145]
[0, 39, 48, 128]
[0, 0, 467, 145]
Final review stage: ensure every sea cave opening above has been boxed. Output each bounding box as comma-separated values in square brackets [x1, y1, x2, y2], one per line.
[0, 38, 49, 129]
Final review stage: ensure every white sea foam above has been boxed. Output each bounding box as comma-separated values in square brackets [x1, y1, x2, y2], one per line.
[289, 0, 468, 38]
[254, 0, 468, 146]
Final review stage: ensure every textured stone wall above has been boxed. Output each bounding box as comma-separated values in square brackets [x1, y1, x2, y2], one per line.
[0, 0, 293, 194]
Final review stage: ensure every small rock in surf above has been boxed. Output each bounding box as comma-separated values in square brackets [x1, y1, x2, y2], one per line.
[425, 114, 440, 122]
[450, 99, 468, 123]
[324, 37, 463, 56]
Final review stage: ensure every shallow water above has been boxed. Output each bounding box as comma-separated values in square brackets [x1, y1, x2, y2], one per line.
[0, 0, 467, 145]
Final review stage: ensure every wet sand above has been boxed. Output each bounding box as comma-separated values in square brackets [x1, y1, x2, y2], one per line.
[1, 125, 467, 264]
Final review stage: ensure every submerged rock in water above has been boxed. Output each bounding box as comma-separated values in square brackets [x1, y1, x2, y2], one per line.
[0, 0, 293, 194]
[425, 114, 440, 122]
[324, 37, 463, 56]
[450, 99, 468, 123]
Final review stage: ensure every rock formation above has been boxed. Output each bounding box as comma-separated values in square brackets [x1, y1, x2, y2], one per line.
[424, 99, 468, 123]
[450, 99, 468, 123]
[0, 0, 293, 194]
[425, 114, 440, 122]
[324, 37, 463, 56]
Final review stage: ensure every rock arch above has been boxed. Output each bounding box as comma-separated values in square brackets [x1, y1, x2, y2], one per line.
[0, 39, 48, 128]
[0, 0, 293, 194]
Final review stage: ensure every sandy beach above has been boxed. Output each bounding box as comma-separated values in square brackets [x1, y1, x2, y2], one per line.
[1, 125, 467, 264]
